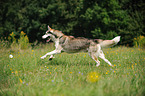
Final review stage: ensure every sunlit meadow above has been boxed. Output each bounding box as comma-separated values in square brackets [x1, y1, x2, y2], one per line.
[0, 43, 145, 96]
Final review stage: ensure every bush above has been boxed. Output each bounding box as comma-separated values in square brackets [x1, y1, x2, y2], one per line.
[9, 31, 30, 50]
[133, 35, 145, 48]
[18, 31, 30, 49]
[9, 32, 19, 51]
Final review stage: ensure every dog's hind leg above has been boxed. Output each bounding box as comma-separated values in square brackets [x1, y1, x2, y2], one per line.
[41, 50, 61, 59]
[99, 50, 113, 66]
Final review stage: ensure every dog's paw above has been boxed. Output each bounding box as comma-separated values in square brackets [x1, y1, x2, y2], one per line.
[41, 56, 46, 59]
[96, 64, 100, 67]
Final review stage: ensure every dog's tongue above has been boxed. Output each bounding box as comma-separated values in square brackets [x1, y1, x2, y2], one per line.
[46, 39, 50, 42]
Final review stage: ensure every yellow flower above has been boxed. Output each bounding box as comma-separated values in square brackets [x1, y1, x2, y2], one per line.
[19, 78, 23, 83]
[70, 72, 72, 74]
[86, 72, 100, 83]
[106, 72, 108, 74]
[10, 32, 16, 37]
[15, 71, 18, 76]
[10, 32, 13, 36]
[132, 65, 134, 69]
[114, 64, 116, 66]
[21, 31, 26, 35]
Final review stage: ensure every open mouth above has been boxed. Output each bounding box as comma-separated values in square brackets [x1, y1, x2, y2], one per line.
[42, 33, 52, 42]
[46, 38, 51, 42]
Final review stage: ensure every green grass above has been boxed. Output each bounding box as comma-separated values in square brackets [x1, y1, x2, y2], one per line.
[0, 43, 145, 96]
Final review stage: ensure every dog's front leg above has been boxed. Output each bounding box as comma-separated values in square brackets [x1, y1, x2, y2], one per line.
[41, 50, 61, 59]
[49, 55, 55, 60]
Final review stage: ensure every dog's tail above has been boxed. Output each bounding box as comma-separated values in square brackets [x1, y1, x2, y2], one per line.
[95, 36, 121, 48]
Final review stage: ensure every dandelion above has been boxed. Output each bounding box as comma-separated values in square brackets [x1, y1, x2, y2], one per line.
[86, 72, 100, 83]
[106, 72, 108, 74]
[9, 54, 13, 58]
[114, 64, 116, 66]
[32, 50, 34, 52]
[70, 72, 72, 74]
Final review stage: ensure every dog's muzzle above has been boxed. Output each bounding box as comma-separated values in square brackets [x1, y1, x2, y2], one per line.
[42, 34, 52, 42]
[42, 34, 51, 39]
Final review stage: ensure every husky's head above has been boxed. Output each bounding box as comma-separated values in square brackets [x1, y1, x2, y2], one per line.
[42, 26, 53, 39]
[42, 25, 64, 40]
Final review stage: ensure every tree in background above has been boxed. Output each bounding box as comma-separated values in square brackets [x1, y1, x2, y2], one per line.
[0, 0, 144, 46]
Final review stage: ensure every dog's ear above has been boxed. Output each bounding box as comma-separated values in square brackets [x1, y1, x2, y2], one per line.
[48, 25, 50, 30]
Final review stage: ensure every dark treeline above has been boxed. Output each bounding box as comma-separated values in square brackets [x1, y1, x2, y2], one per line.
[0, 0, 145, 46]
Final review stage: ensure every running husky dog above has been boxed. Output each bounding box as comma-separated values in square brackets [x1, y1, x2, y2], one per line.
[41, 26, 120, 67]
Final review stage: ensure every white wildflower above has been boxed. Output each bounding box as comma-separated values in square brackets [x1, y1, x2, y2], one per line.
[9, 54, 13, 58]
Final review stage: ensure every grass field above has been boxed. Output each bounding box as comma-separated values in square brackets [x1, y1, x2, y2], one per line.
[0, 43, 145, 96]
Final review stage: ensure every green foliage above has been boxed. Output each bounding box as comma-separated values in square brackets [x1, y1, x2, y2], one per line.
[0, 0, 145, 45]
[133, 35, 145, 48]
[0, 45, 145, 95]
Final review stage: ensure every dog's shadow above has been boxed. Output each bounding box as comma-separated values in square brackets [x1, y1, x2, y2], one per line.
[38, 58, 65, 66]
[38, 56, 97, 67]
